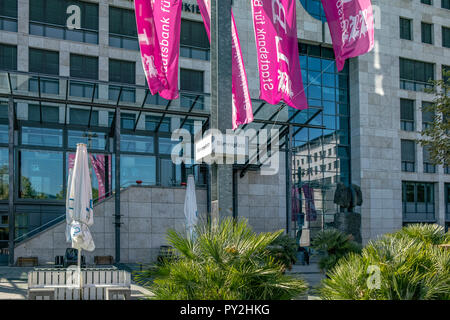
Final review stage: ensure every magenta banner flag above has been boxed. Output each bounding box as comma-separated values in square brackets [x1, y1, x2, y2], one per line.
[197, 0, 253, 129]
[321, 0, 375, 71]
[134, 0, 166, 95]
[251, 0, 308, 111]
[153, 0, 182, 100]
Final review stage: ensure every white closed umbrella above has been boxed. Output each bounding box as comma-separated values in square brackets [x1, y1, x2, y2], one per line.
[65, 143, 95, 295]
[184, 174, 198, 238]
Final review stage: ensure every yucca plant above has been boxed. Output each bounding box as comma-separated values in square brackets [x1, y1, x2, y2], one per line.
[319, 224, 450, 300]
[135, 218, 308, 300]
[311, 228, 361, 274]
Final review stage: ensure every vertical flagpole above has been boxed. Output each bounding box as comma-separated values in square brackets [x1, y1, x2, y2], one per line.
[210, 0, 234, 221]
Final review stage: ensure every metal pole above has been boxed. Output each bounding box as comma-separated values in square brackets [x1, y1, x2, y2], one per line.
[285, 125, 292, 235]
[210, 0, 233, 220]
[8, 98, 15, 266]
[114, 106, 121, 263]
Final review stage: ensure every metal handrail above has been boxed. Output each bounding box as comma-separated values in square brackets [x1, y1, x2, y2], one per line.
[13, 189, 120, 243]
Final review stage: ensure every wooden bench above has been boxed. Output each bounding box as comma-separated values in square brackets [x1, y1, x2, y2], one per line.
[27, 268, 131, 300]
[17, 257, 38, 267]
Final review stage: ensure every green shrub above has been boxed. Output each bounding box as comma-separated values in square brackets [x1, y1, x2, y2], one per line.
[319, 224, 450, 300]
[135, 218, 308, 300]
[311, 228, 361, 274]
[266, 234, 298, 271]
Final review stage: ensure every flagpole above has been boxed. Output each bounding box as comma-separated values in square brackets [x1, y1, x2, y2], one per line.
[78, 248, 82, 300]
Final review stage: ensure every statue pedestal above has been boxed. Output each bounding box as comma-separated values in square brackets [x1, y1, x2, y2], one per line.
[334, 211, 362, 243]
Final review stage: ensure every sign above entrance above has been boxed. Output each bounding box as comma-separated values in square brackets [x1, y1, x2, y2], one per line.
[182, 3, 201, 14]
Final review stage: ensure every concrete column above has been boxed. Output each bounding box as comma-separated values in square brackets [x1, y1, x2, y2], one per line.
[210, 0, 233, 218]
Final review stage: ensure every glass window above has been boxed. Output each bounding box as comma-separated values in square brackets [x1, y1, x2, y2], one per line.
[69, 108, 98, 126]
[28, 104, 59, 123]
[421, 22, 433, 44]
[400, 99, 415, 131]
[109, 59, 135, 84]
[19, 150, 63, 199]
[0, 0, 18, 32]
[180, 19, 210, 60]
[402, 181, 435, 222]
[0, 124, 7, 144]
[299, 0, 326, 22]
[0, 44, 17, 71]
[400, 18, 412, 40]
[0, 148, 8, 200]
[159, 137, 179, 155]
[180, 69, 204, 108]
[121, 134, 154, 153]
[68, 130, 106, 150]
[120, 155, 156, 187]
[401, 140, 415, 172]
[70, 54, 98, 80]
[400, 58, 434, 91]
[421, 0, 432, 4]
[442, 27, 450, 48]
[160, 158, 175, 187]
[67, 152, 112, 201]
[109, 7, 138, 50]
[443, 0, 450, 9]
[423, 145, 436, 173]
[29, 48, 59, 76]
[145, 115, 171, 132]
[422, 101, 434, 130]
[21, 127, 63, 147]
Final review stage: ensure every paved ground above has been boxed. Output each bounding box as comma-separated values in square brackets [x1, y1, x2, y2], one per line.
[0, 261, 324, 300]
[0, 266, 154, 300]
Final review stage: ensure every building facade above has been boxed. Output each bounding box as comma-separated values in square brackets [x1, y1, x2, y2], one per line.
[0, 0, 449, 265]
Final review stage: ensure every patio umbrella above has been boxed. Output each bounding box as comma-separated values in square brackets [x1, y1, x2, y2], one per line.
[65, 143, 95, 295]
[184, 174, 198, 238]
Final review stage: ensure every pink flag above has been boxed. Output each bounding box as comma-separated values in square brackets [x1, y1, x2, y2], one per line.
[153, 0, 182, 100]
[321, 0, 375, 71]
[251, 0, 308, 111]
[134, 0, 167, 95]
[197, 0, 253, 129]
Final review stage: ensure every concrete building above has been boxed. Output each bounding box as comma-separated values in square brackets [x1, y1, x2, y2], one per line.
[0, 0, 449, 265]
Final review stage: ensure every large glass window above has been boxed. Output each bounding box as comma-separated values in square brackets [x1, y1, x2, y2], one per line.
[291, 43, 350, 236]
[29, 0, 98, 44]
[120, 155, 156, 187]
[400, 99, 415, 131]
[401, 140, 416, 172]
[180, 19, 210, 60]
[0, 44, 17, 71]
[402, 181, 435, 222]
[68, 130, 106, 150]
[0, 0, 18, 32]
[19, 150, 63, 199]
[299, 0, 326, 22]
[400, 18, 412, 40]
[400, 58, 434, 91]
[121, 134, 154, 153]
[21, 126, 62, 147]
[109, 7, 138, 50]
[421, 22, 433, 44]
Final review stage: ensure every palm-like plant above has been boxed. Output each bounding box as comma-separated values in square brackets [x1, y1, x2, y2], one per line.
[135, 218, 308, 300]
[311, 228, 361, 274]
[319, 224, 450, 300]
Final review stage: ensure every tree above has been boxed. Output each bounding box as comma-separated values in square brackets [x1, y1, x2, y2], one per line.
[418, 70, 450, 166]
